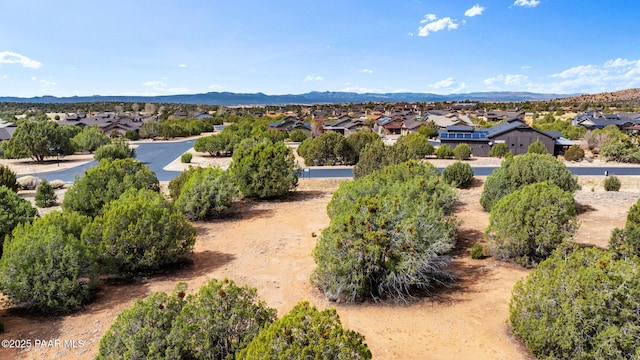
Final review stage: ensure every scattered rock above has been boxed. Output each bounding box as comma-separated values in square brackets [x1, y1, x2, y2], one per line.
[49, 180, 66, 189]
[16, 175, 40, 190]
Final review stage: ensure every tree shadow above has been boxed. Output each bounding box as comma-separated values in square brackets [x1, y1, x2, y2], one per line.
[575, 201, 597, 215]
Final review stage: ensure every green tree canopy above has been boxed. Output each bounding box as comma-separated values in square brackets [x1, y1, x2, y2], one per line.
[62, 158, 159, 217]
[175, 167, 237, 220]
[230, 138, 298, 199]
[0, 211, 96, 313]
[297, 132, 356, 166]
[510, 247, 640, 359]
[82, 188, 196, 276]
[72, 125, 110, 153]
[0, 164, 19, 192]
[93, 138, 136, 161]
[238, 301, 371, 359]
[527, 139, 548, 154]
[486, 182, 578, 267]
[5, 120, 76, 162]
[0, 185, 38, 257]
[313, 161, 457, 303]
[479, 153, 579, 211]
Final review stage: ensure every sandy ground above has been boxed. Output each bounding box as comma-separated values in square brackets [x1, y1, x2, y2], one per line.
[1, 172, 639, 359]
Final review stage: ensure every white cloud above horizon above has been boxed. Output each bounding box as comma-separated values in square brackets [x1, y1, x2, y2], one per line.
[0, 51, 43, 69]
[514, 0, 540, 8]
[417, 14, 459, 37]
[361, 69, 374, 74]
[465, 4, 485, 17]
[304, 75, 324, 82]
[428, 77, 467, 93]
[178, 64, 187, 68]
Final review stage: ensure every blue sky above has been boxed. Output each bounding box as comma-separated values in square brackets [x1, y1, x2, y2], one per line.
[1, 0, 639, 97]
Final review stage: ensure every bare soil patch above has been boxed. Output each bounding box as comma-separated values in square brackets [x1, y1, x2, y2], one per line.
[1, 177, 639, 359]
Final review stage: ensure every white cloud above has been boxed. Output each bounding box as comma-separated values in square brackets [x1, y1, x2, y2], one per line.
[513, 0, 540, 7]
[521, 65, 532, 70]
[418, 14, 459, 37]
[208, 84, 224, 90]
[361, 69, 374, 74]
[178, 64, 187, 68]
[484, 74, 528, 86]
[31, 76, 37, 81]
[465, 4, 485, 17]
[144, 81, 167, 88]
[428, 78, 467, 93]
[341, 83, 381, 93]
[304, 75, 324, 82]
[0, 51, 43, 69]
[39, 79, 57, 93]
[0, 74, 6, 79]
[604, 58, 638, 68]
[550, 65, 605, 79]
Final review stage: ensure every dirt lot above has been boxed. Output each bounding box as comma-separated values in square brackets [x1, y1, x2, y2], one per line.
[1, 173, 639, 359]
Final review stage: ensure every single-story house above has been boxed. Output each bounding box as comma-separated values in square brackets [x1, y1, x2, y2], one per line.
[439, 119, 573, 157]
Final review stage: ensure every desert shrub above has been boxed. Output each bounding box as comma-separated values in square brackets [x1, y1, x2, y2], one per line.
[194, 130, 238, 156]
[313, 161, 457, 303]
[527, 139, 548, 154]
[480, 153, 579, 211]
[352, 141, 413, 179]
[72, 125, 110, 153]
[124, 130, 139, 140]
[442, 161, 474, 188]
[453, 143, 472, 160]
[510, 246, 640, 359]
[395, 133, 434, 159]
[35, 179, 57, 207]
[139, 121, 161, 139]
[435, 144, 454, 159]
[346, 128, 381, 158]
[470, 243, 484, 259]
[0, 211, 96, 313]
[238, 301, 371, 359]
[416, 121, 439, 138]
[62, 158, 159, 217]
[486, 182, 578, 267]
[601, 138, 640, 163]
[166, 278, 277, 360]
[288, 129, 308, 142]
[168, 166, 204, 201]
[0, 186, 38, 257]
[82, 188, 196, 277]
[564, 144, 585, 162]
[0, 164, 18, 192]
[180, 152, 192, 163]
[609, 198, 640, 257]
[604, 175, 621, 191]
[230, 138, 298, 199]
[298, 132, 356, 166]
[94, 138, 136, 161]
[489, 143, 510, 158]
[175, 167, 237, 220]
[97, 283, 187, 360]
[49, 179, 66, 189]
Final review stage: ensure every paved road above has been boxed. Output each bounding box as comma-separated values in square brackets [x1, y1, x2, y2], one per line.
[29, 138, 640, 182]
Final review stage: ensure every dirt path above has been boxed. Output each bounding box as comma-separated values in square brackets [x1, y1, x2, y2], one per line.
[1, 177, 638, 359]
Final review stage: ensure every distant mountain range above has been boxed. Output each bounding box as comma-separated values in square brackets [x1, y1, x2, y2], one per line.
[0, 91, 578, 106]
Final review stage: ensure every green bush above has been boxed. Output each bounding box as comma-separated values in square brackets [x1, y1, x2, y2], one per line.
[166, 278, 277, 359]
[313, 161, 457, 303]
[395, 133, 434, 159]
[0, 211, 96, 313]
[480, 153, 579, 211]
[124, 130, 139, 140]
[510, 247, 640, 359]
[453, 143, 472, 160]
[180, 152, 192, 163]
[297, 132, 356, 166]
[167, 166, 204, 201]
[604, 175, 621, 191]
[486, 182, 578, 267]
[435, 145, 454, 159]
[82, 188, 196, 277]
[352, 141, 412, 179]
[601, 138, 640, 163]
[288, 129, 308, 142]
[470, 243, 484, 259]
[35, 179, 57, 207]
[442, 161, 474, 188]
[97, 284, 187, 360]
[72, 125, 110, 153]
[94, 138, 136, 161]
[230, 138, 298, 199]
[564, 144, 585, 162]
[489, 143, 510, 158]
[62, 158, 159, 217]
[609, 197, 640, 257]
[238, 301, 371, 359]
[194, 131, 238, 157]
[527, 139, 548, 154]
[139, 122, 161, 139]
[0, 186, 38, 257]
[175, 167, 237, 220]
[0, 164, 19, 192]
